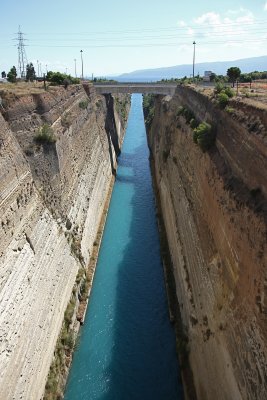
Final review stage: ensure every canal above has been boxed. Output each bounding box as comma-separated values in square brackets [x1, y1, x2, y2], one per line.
[64, 93, 183, 400]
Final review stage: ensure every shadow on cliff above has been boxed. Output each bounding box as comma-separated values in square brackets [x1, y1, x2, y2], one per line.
[104, 94, 121, 176]
[65, 95, 184, 400]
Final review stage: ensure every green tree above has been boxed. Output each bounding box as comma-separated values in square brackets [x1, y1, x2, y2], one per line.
[227, 67, 241, 87]
[46, 71, 80, 86]
[46, 70, 54, 81]
[1, 71, 6, 78]
[7, 66, 17, 83]
[26, 63, 36, 82]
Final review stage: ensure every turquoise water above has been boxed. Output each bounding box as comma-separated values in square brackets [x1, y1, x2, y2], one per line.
[64, 94, 183, 400]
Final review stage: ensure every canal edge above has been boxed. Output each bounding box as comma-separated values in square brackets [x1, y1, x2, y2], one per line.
[43, 174, 116, 400]
[149, 153, 198, 400]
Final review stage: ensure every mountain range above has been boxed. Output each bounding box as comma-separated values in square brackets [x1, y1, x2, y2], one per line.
[115, 55, 267, 82]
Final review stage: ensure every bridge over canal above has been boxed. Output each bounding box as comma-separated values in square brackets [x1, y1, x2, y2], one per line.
[93, 82, 177, 96]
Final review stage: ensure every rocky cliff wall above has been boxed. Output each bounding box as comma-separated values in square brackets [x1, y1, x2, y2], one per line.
[147, 87, 267, 400]
[0, 84, 130, 399]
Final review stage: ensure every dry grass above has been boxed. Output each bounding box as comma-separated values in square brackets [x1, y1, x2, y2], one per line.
[0, 81, 47, 96]
[195, 82, 267, 111]
[0, 82, 61, 109]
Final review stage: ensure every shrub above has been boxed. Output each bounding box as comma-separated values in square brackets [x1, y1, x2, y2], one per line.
[48, 72, 65, 85]
[214, 82, 224, 94]
[176, 106, 195, 123]
[34, 124, 56, 144]
[64, 298, 76, 328]
[61, 328, 74, 350]
[75, 268, 85, 285]
[79, 99, 89, 109]
[225, 106, 235, 114]
[46, 71, 80, 86]
[193, 122, 215, 151]
[218, 92, 229, 108]
[224, 87, 234, 98]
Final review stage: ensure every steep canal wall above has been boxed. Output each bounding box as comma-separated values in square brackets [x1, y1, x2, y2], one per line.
[146, 87, 267, 400]
[64, 93, 183, 400]
[0, 84, 130, 399]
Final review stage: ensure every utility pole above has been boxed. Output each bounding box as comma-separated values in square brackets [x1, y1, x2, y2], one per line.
[80, 50, 84, 80]
[37, 60, 40, 77]
[74, 59, 77, 78]
[15, 26, 28, 79]
[193, 41, 196, 81]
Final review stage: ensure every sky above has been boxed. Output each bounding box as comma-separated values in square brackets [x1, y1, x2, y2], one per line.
[0, 0, 267, 77]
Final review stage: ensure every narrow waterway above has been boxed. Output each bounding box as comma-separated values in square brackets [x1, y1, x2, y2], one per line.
[64, 94, 183, 400]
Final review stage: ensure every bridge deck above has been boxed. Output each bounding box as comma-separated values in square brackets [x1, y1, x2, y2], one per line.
[93, 83, 177, 96]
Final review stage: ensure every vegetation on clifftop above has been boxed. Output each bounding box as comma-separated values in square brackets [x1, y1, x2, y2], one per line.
[46, 71, 80, 86]
[214, 83, 235, 108]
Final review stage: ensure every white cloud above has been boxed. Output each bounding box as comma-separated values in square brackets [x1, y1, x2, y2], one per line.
[177, 20, 187, 27]
[194, 11, 221, 26]
[173, 7, 267, 64]
[174, 8, 267, 64]
[192, 9, 255, 39]
[226, 7, 248, 15]
[264, 2, 267, 11]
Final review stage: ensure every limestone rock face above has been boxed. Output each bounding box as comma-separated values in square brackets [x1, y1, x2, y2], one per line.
[147, 87, 267, 400]
[0, 84, 130, 399]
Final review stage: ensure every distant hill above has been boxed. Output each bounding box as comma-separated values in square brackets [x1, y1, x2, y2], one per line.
[116, 55, 267, 82]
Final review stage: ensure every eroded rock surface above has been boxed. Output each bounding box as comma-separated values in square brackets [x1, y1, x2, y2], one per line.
[147, 87, 267, 400]
[0, 84, 129, 399]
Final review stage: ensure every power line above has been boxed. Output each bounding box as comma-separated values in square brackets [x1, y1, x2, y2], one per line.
[20, 29, 267, 43]
[27, 37, 267, 48]
[13, 18, 267, 36]
[9, 28, 267, 47]
[15, 26, 28, 78]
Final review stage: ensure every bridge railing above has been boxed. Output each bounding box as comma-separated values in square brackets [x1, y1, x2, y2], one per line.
[93, 82, 178, 86]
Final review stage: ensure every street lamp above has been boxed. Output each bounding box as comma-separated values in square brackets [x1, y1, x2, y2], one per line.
[193, 41, 196, 81]
[80, 50, 84, 80]
[74, 58, 77, 78]
[37, 60, 39, 77]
